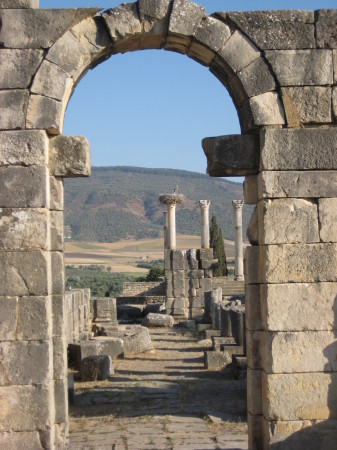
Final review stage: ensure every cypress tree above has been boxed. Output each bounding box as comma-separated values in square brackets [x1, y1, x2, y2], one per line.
[209, 214, 228, 277]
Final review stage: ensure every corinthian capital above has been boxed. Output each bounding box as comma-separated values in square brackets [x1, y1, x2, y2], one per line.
[232, 200, 244, 210]
[199, 200, 210, 210]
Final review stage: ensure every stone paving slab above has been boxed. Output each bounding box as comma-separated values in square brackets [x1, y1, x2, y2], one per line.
[69, 327, 248, 449]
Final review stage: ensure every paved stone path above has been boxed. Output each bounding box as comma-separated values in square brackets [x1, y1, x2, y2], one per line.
[69, 328, 248, 450]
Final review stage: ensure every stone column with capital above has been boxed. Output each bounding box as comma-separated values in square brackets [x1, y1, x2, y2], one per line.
[232, 200, 244, 281]
[159, 190, 185, 250]
[163, 211, 168, 250]
[199, 200, 210, 249]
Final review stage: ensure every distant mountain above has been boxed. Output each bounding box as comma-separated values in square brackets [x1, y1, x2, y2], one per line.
[64, 166, 253, 242]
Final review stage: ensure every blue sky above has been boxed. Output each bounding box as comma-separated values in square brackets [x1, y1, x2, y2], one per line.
[40, 1, 337, 179]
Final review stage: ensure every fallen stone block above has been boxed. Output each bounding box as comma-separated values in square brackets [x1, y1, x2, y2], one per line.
[142, 312, 174, 328]
[122, 326, 154, 355]
[204, 350, 231, 370]
[117, 304, 145, 320]
[68, 337, 123, 369]
[179, 320, 196, 330]
[143, 302, 165, 316]
[80, 355, 113, 381]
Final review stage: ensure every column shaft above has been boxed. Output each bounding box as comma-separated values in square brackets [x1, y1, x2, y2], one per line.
[232, 200, 244, 281]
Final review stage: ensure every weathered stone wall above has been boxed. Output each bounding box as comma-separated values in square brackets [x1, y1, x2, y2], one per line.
[0, 1, 336, 449]
[65, 289, 91, 344]
[211, 277, 245, 295]
[122, 281, 166, 297]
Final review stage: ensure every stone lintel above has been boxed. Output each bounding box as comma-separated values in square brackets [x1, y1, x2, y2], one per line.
[202, 134, 259, 176]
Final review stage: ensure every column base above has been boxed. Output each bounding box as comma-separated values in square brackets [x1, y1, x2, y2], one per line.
[235, 275, 245, 281]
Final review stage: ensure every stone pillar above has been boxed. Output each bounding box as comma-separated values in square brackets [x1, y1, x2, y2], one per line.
[167, 203, 176, 250]
[199, 200, 210, 249]
[163, 211, 168, 250]
[232, 200, 244, 281]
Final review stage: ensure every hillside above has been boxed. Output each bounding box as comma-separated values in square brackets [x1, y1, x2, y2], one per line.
[64, 166, 253, 242]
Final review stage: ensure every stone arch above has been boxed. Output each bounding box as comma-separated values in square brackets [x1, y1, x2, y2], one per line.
[25, 0, 285, 137]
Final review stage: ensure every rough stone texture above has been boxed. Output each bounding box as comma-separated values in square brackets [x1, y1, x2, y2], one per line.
[137, 0, 170, 48]
[68, 338, 124, 369]
[0, 432, 44, 450]
[226, 11, 314, 50]
[26, 94, 65, 135]
[0, 9, 99, 49]
[194, 16, 231, 52]
[0, 252, 48, 296]
[50, 211, 64, 251]
[49, 176, 64, 211]
[246, 206, 258, 245]
[0, 49, 43, 89]
[0, 385, 50, 431]
[218, 31, 260, 73]
[248, 92, 285, 127]
[262, 331, 337, 374]
[1, 0, 39, 7]
[247, 368, 262, 415]
[51, 252, 64, 295]
[202, 134, 259, 176]
[259, 171, 337, 199]
[122, 326, 154, 355]
[316, 10, 337, 49]
[246, 330, 262, 370]
[262, 243, 337, 283]
[31, 60, 73, 102]
[263, 372, 337, 421]
[260, 128, 337, 171]
[0, 166, 48, 208]
[319, 198, 337, 242]
[245, 284, 262, 332]
[243, 175, 259, 205]
[244, 246, 262, 285]
[333, 87, 337, 121]
[0, 130, 48, 167]
[282, 86, 331, 124]
[261, 282, 337, 332]
[265, 49, 333, 86]
[80, 355, 112, 381]
[334, 50, 337, 84]
[103, 4, 141, 48]
[169, 0, 205, 37]
[0, 341, 50, 385]
[259, 198, 319, 245]
[0, 90, 28, 130]
[49, 135, 91, 177]
[237, 58, 276, 98]
[204, 350, 231, 370]
[143, 313, 174, 328]
[0, 208, 47, 250]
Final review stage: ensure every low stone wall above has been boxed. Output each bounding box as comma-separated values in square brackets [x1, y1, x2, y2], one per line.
[122, 281, 166, 297]
[211, 277, 245, 295]
[117, 296, 165, 305]
[65, 288, 92, 344]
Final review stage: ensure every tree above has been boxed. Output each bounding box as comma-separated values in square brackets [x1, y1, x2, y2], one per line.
[136, 266, 164, 282]
[209, 214, 228, 277]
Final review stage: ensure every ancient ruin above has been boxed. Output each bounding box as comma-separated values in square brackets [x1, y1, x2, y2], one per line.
[0, 0, 336, 449]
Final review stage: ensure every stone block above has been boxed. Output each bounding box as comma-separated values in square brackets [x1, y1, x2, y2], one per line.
[202, 134, 259, 176]
[18, 296, 51, 340]
[54, 379, 68, 424]
[259, 170, 337, 199]
[0, 208, 48, 250]
[262, 372, 337, 421]
[319, 198, 337, 242]
[123, 326, 153, 355]
[188, 41, 216, 66]
[26, 94, 65, 135]
[265, 49, 333, 86]
[261, 282, 337, 332]
[1, 0, 39, 7]
[52, 295, 65, 338]
[0, 90, 28, 130]
[260, 128, 337, 171]
[0, 9, 99, 49]
[259, 199, 319, 245]
[0, 251, 48, 296]
[80, 355, 112, 381]
[262, 331, 337, 374]
[0, 432, 43, 450]
[246, 206, 258, 245]
[230, 307, 246, 348]
[244, 246, 262, 284]
[244, 175, 259, 205]
[169, 0, 204, 37]
[164, 250, 172, 270]
[248, 92, 285, 127]
[333, 87, 337, 121]
[186, 249, 198, 269]
[188, 270, 204, 280]
[194, 16, 231, 53]
[190, 307, 204, 319]
[50, 211, 64, 251]
[212, 336, 235, 351]
[46, 31, 92, 81]
[0, 297, 18, 340]
[68, 338, 124, 369]
[218, 31, 260, 73]
[51, 252, 64, 295]
[0, 49, 43, 89]
[204, 350, 231, 370]
[262, 243, 337, 283]
[226, 10, 315, 50]
[53, 337, 67, 380]
[142, 312, 174, 328]
[138, 0, 170, 49]
[103, 4, 141, 43]
[245, 284, 262, 331]
[262, 417, 337, 450]
[31, 60, 73, 102]
[247, 369, 262, 415]
[334, 50, 337, 84]
[0, 385, 50, 431]
[203, 328, 221, 339]
[172, 250, 186, 270]
[248, 413, 264, 450]
[49, 135, 91, 178]
[166, 297, 188, 310]
[282, 86, 331, 124]
[0, 130, 48, 167]
[238, 58, 276, 98]
[316, 10, 337, 49]
[50, 176, 64, 211]
[0, 340, 50, 385]
[190, 297, 203, 308]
